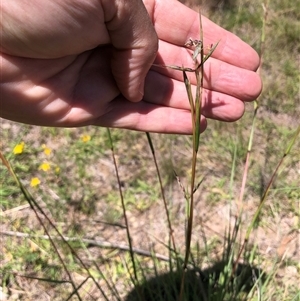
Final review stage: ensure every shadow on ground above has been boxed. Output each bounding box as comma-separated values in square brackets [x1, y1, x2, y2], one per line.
[124, 261, 265, 301]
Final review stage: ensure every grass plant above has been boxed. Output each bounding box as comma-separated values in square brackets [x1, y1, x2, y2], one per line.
[1, 0, 299, 300]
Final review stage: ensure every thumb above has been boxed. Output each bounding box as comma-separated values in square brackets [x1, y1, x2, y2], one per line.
[103, 0, 158, 102]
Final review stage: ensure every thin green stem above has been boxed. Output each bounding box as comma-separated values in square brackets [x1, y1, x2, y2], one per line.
[235, 0, 269, 269]
[106, 128, 138, 283]
[145, 132, 178, 256]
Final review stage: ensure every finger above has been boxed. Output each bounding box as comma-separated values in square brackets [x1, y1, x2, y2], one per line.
[152, 40, 262, 102]
[103, 0, 158, 102]
[94, 97, 207, 134]
[146, 0, 260, 70]
[144, 70, 245, 121]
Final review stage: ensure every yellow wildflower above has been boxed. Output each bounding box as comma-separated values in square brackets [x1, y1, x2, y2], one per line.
[30, 177, 41, 187]
[13, 142, 25, 155]
[81, 134, 91, 143]
[39, 162, 51, 172]
[42, 144, 52, 156]
[29, 240, 39, 252]
[4, 249, 13, 262]
[55, 166, 60, 174]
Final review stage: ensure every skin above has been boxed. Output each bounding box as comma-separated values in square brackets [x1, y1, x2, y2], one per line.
[0, 0, 262, 134]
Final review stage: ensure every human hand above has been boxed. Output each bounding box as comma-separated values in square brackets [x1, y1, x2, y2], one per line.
[0, 0, 262, 134]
